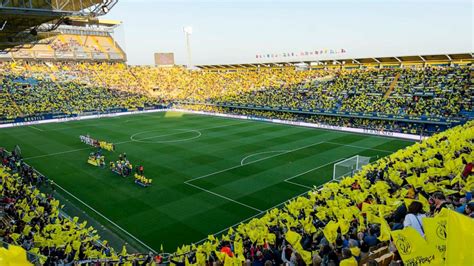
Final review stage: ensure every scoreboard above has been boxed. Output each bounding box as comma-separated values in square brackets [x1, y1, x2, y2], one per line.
[154, 53, 175, 66]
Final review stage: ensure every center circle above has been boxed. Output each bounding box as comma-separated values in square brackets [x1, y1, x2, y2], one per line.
[130, 129, 202, 143]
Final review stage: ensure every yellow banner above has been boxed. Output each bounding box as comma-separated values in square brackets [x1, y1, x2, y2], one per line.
[391, 227, 440, 265]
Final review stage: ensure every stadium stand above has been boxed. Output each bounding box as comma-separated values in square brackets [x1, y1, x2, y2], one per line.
[167, 121, 473, 265]
[1, 120, 471, 264]
[0, 64, 160, 120]
[178, 65, 472, 135]
[0, 148, 158, 264]
[0, 52, 472, 264]
[0, 1, 117, 51]
[207, 67, 470, 118]
[0, 20, 126, 62]
[0, 60, 472, 135]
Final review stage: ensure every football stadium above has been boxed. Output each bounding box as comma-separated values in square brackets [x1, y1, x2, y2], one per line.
[0, 0, 473, 265]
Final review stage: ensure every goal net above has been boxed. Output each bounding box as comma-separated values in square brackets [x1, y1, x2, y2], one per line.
[333, 155, 371, 181]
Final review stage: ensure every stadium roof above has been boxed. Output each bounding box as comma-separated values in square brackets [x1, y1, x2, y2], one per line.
[197, 53, 473, 69]
[0, 0, 118, 51]
[65, 17, 122, 27]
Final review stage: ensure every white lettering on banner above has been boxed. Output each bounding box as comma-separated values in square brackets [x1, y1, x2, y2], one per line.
[0, 109, 168, 129]
[363, 129, 395, 136]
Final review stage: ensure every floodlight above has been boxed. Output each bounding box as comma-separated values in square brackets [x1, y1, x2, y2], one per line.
[183, 26, 193, 34]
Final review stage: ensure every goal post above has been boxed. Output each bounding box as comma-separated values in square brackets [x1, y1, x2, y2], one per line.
[333, 155, 371, 181]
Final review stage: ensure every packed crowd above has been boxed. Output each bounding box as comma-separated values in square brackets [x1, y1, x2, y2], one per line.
[0, 72, 159, 120]
[179, 104, 442, 135]
[1, 61, 470, 135]
[168, 121, 473, 265]
[210, 67, 471, 119]
[1, 112, 472, 265]
[50, 37, 102, 55]
[1, 60, 473, 265]
[0, 148, 157, 264]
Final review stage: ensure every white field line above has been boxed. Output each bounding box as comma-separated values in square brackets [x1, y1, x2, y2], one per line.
[284, 158, 344, 182]
[189, 157, 346, 243]
[325, 141, 394, 153]
[130, 130, 202, 144]
[29, 126, 44, 132]
[24, 121, 251, 160]
[115, 121, 249, 144]
[191, 143, 396, 244]
[25, 147, 95, 160]
[53, 182, 158, 253]
[240, 150, 288, 166]
[283, 158, 345, 189]
[185, 141, 325, 184]
[185, 182, 262, 212]
[192, 181, 330, 245]
[284, 180, 312, 189]
[127, 129, 202, 143]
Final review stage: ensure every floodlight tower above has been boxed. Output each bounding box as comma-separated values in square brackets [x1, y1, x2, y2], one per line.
[183, 26, 193, 69]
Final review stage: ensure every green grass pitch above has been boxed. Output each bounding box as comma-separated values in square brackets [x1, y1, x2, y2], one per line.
[0, 111, 413, 252]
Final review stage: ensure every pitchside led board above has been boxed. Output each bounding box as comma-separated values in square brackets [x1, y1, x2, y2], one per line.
[154, 53, 175, 66]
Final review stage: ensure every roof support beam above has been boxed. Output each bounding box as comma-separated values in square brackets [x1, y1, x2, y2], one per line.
[445, 54, 452, 61]
[372, 58, 381, 63]
[418, 55, 426, 62]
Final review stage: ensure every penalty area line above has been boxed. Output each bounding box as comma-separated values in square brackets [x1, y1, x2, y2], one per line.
[185, 182, 262, 213]
[186, 141, 325, 183]
[325, 142, 394, 154]
[53, 182, 157, 253]
[283, 158, 345, 189]
[192, 157, 347, 244]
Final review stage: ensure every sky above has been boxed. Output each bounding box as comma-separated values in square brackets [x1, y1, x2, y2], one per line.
[104, 0, 473, 66]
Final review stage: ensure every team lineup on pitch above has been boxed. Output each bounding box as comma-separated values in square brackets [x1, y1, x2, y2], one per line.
[0, 111, 413, 252]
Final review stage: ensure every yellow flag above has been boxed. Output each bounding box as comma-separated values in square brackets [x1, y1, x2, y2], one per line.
[422, 215, 447, 261]
[284, 231, 312, 265]
[445, 209, 474, 265]
[120, 245, 127, 256]
[404, 198, 429, 214]
[196, 252, 206, 265]
[222, 255, 232, 266]
[185, 255, 196, 266]
[378, 216, 391, 242]
[418, 194, 430, 213]
[234, 240, 243, 256]
[0, 245, 32, 266]
[65, 244, 72, 254]
[391, 227, 440, 265]
[338, 219, 350, 235]
[323, 221, 339, 244]
[285, 230, 301, 247]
